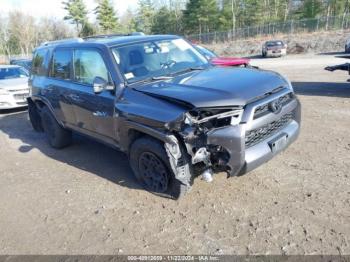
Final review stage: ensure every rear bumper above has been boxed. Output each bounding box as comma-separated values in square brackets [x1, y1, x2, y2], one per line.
[207, 91, 301, 177]
[266, 49, 287, 57]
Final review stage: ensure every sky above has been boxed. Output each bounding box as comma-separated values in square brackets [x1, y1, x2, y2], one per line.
[0, 0, 139, 19]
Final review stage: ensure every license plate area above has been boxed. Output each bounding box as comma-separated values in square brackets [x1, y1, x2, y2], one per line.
[269, 133, 288, 153]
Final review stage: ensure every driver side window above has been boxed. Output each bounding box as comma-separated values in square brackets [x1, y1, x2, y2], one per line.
[74, 49, 109, 85]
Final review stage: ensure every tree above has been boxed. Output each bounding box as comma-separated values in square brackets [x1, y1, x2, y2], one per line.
[183, 0, 219, 34]
[0, 16, 13, 59]
[62, 0, 88, 35]
[151, 6, 177, 34]
[8, 11, 37, 56]
[135, 0, 155, 34]
[294, 0, 324, 19]
[95, 0, 119, 33]
[120, 8, 137, 33]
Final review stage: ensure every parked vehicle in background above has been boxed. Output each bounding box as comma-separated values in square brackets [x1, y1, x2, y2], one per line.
[10, 59, 32, 71]
[262, 40, 287, 58]
[28, 34, 300, 199]
[195, 45, 250, 67]
[345, 37, 350, 53]
[0, 65, 29, 109]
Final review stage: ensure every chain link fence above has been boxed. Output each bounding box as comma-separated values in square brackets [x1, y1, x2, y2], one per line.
[187, 15, 350, 44]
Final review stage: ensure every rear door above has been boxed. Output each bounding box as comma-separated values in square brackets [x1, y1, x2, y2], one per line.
[45, 48, 77, 125]
[70, 48, 115, 140]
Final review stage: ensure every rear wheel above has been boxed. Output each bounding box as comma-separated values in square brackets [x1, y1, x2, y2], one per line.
[129, 137, 189, 199]
[28, 101, 43, 132]
[41, 106, 72, 149]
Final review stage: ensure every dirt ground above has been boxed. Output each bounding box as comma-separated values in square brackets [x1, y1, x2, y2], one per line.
[0, 54, 349, 255]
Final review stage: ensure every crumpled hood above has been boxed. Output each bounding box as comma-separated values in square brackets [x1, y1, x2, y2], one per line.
[0, 77, 29, 90]
[211, 57, 250, 66]
[134, 67, 289, 108]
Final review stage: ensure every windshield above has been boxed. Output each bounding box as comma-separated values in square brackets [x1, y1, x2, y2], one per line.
[266, 41, 284, 47]
[195, 45, 217, 59]
[111, 38, 209, 83]
[0, 67, 28, 80]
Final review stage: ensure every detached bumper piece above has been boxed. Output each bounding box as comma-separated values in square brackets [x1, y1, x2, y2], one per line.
[325, 63, 350, 73]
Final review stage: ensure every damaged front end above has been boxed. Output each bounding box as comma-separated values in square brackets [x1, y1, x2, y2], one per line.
[164, 106, 245, 182]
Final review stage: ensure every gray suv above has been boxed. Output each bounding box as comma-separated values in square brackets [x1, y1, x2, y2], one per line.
[28, 35, 301, 199]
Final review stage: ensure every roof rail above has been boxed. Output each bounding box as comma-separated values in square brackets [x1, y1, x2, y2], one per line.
[40, 37, 84, 47]
[83, 32, 145, 40]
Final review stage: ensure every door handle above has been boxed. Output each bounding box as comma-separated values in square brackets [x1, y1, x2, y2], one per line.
[93, 111, 107, 117]
[68, 94, 82, 102]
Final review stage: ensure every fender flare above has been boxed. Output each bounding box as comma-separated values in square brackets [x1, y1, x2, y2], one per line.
[30, 95, 65, 127]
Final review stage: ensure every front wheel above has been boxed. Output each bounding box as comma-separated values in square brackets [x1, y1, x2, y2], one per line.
[129, 137, 190, 199]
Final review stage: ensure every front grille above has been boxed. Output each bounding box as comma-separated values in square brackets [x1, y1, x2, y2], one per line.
[254, 93, 293, 119]
[245, 113, 293, 148]
[13, 93, 29, 101]
[16, 101, 27, 105]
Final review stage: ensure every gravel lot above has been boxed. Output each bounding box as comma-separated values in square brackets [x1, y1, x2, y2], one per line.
[0, 54, 349, 255]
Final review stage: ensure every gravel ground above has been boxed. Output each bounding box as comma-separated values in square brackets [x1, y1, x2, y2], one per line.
[0, 54, 349, 255]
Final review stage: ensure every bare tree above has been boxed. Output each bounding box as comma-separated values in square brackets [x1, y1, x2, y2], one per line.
[8, 11, 37, 56]
[0, 16, 12, 59]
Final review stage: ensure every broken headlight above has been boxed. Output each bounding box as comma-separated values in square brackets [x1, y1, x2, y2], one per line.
[185, 107, 243, 128]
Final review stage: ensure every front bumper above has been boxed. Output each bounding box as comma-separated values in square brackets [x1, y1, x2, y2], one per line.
[207, 90, 301, 177]
[0, 91, 29, 109]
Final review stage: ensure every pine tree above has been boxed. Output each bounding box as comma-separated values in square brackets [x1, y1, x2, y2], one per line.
[95, 0, 119, 33]
[62, 0, 88, 34]
[183, 0, 219, 34]
[151, 7, 178, 34]
[135, 0, 155, 34]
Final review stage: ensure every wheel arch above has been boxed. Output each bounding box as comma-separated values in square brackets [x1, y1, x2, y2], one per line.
[29, 95, 64, 127]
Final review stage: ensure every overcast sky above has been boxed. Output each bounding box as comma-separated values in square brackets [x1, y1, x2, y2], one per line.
[0, 0, 139, 19]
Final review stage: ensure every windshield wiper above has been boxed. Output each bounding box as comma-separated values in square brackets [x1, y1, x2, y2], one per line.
[171, 66, 206, 76]
[129, 75, 173, 85]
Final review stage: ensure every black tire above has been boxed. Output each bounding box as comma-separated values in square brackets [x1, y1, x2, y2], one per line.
[41, 106, 72, 149]
[262, 51, 266, 58]
[129, 137, 190, 199]
[28, 101, 43, 132]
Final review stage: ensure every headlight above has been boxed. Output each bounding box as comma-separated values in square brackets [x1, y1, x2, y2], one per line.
[285, 77, 294, 91]
[185, 107, 243, 128]
[0, 88, 9, 95]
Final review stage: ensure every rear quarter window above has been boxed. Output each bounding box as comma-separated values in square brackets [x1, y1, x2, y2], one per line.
[50, 49, 72, 80]
[32, 49, 48, 76]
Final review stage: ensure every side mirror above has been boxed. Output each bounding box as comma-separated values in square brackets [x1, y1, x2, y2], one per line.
[93, 76, 108, 94]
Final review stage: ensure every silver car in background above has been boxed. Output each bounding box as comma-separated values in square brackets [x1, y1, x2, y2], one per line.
[262, 40, 287, 58]
[0, 65, 29, 109]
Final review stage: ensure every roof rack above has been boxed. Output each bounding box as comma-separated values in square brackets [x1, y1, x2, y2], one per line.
[40, 37, 84, 47]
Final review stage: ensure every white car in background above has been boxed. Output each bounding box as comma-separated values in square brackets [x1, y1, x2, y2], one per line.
[0, 65, 29, 109]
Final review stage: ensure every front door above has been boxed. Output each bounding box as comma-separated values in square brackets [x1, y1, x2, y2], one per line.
[70, 48, 115, 140]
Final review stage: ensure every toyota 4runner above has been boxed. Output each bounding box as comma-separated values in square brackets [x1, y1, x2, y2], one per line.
[28, 35, 301, 199]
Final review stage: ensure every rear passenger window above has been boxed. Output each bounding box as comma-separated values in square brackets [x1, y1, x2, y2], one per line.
[74, 49, 109, 85]
[51, 49, 72, 80]
[32, 49, 47, 76]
